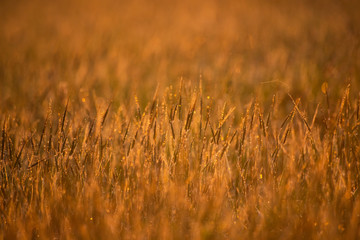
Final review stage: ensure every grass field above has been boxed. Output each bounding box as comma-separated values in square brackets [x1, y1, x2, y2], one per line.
[1, 0, 360, 239]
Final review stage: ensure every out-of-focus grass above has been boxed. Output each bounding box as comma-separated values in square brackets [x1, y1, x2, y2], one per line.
[0, 0, 360, 239]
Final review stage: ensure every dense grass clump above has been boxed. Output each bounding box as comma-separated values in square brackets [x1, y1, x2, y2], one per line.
[1, 0, 360, 239]
[1, 84, 360, 239]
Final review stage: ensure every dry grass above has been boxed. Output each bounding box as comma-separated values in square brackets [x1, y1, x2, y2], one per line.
[1, 0, 360, 239]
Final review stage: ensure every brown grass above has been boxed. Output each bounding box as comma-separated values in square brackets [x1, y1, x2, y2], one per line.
[0, 0, 360, 239]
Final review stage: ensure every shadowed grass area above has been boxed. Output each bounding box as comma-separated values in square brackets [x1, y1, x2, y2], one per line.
[0, 0, 360, 239]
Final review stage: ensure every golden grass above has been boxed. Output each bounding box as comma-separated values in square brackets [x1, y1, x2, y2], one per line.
[1, 0, 360, 239]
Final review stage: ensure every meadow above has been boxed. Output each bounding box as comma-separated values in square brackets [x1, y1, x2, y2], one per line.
[0, 0, 360, 239]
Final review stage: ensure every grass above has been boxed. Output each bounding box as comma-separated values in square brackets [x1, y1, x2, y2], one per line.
[1, 0, 360, 239]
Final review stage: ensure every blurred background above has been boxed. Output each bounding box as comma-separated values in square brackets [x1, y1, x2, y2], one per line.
[0, 0, 359, 114]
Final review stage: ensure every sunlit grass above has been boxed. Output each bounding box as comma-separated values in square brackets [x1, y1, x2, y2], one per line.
[0, 0, 360, 239]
